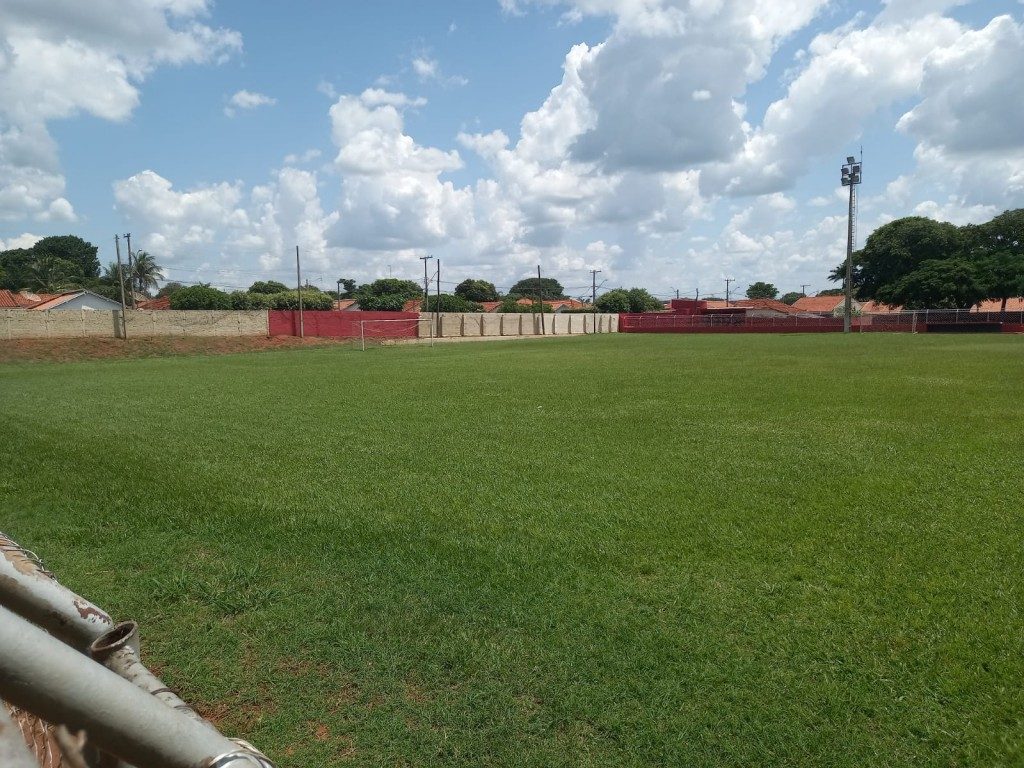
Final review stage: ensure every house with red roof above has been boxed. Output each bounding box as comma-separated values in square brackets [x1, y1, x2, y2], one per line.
[703, 298, 805, 317]
[28, 290, 123, 311]
[792, 295, 864, 316]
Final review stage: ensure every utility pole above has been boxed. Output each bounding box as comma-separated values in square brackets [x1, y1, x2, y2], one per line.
[123, 233, 136, 308]
[841, 155, 863, 334]
[295, 245, 304, 338]
[674, 288, 680, 300]
[418, 255, 434, 312]
[114, 235, 128, 339]
[801, 284, 810, 296]
[590, 269, 601, 334]
[725, 278, 735, 306]
[537, 265, 546, 335]
[436, 259, 441, 330]
[695, 288, 700, 301]
[336, 278, 342, 307]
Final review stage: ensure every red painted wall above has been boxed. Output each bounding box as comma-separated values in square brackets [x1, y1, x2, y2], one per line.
[618, 313, 849, 333]
[269, 311, 421, 338]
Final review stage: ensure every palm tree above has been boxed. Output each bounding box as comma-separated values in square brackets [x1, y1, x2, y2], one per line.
[130, 251, 163, 297]
[27, 255, 80, 293]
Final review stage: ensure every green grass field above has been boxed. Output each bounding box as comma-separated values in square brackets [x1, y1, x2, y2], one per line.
[2, 334, 1023, 766]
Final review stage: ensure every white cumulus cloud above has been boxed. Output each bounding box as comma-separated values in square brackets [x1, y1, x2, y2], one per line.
[224, 89, 277, 117]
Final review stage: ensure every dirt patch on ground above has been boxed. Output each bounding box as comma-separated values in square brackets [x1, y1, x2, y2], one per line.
[0, 335, 357, 364]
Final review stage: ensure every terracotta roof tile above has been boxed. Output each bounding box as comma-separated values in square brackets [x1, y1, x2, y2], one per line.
[137, 296, 170, 310]
[703, 298, 802, 315]
[792, 296, 847, 313]
[30, 292, 82, 310]
[0, 289, 29, 308]
[974, 297, 1024, 312]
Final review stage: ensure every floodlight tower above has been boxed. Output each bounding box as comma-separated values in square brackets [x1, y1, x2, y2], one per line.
[841, 155, 863, 333]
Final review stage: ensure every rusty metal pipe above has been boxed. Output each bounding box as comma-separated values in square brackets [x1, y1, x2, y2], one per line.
[0, 606, 259, 768]
[0, 532, 113, 650]
[0, 704, 38, 768]
[90, 621, 211, 729]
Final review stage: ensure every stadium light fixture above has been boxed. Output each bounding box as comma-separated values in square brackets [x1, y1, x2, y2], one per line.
[841, 154, 863, 334]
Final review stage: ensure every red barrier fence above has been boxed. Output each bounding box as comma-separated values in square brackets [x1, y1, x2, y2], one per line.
[619, 314, 845, 333]
[620, 310, 1024, 334]
[269, 310, 421, 338]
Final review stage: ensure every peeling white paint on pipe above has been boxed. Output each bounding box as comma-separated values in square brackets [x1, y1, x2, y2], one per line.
[0, 606, 247, 768]
[0, 533, 113, 649]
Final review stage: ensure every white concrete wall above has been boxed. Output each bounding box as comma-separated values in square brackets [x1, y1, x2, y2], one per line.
[125, 310, 268, 337]
[416, 312, 618, 340]
[2, 309, 269, 339]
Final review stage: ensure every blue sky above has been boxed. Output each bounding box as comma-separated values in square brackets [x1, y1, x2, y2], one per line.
[2, 0, 1022, 299]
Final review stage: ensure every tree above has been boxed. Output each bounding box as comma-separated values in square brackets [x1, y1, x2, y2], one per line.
[454, 279, 498, 302]
[817, 288, 845, 296]
[831, 216, 963, 302]
[31, 236, 100, 281]
[332, 278, 357, 298]
[284, 291, 333, 310]
[355, 278, 422, 311]
[508, 277, 565, 299]
[887, 259, 986, 310]
[595, 289, 631, 313]
[424, 294, 484, 312]
[596, 287, 663, 313]
[745, 282, 778, 300]
[249, 280, 289, 294]
[977, 250, 1024, 311]
[169, 285, 232, 310]
[625, 288, 664, 311]
[965, 209, 1024, 310]
[26, 256, 82, 293]
[966, 209, 1024, 256]
[156, 282, 185, 298]
[780, 291, 804, 305]
[130, 251, 163, 297]
[499, 296, 553, 313]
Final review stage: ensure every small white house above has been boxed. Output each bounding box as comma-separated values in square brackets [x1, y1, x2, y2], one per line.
[30, 290, 124, 311]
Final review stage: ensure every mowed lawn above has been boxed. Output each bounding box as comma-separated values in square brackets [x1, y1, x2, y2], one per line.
[2, 334, 1023, 767]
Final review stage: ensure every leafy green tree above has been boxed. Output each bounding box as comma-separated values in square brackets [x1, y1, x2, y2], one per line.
[965, 209, 1024, 256]
[229, 291, 274, 310]
[498, 297, 553, 313]
[32, 236, 100, 281]
[596, 287, 663, 312]
[89, 284, 126, 302]
[508, 277, 565, 299]
[595, 289, 631, 313]
[424, 294, 484, 312]
[625, 288, 664, 311]
[745, 281, 778, 300]
[355, 278, 422, 311]
[454, 279, 499, 302]
[156, 282, 185, 298]
[1, 249, 44, 290]
[268, 291, 334, 310]
[26, 256, 82, 292]
[780, 291, 805, 305]
[129, 251, 163, 296]
[816, 288, 845, 296]
[249, 280, 289, 294]
[887, 259, 986, 309]
[831, 217, 963, 303]
[169, 285, 232, 310]
[977, 250, 1024, 311]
